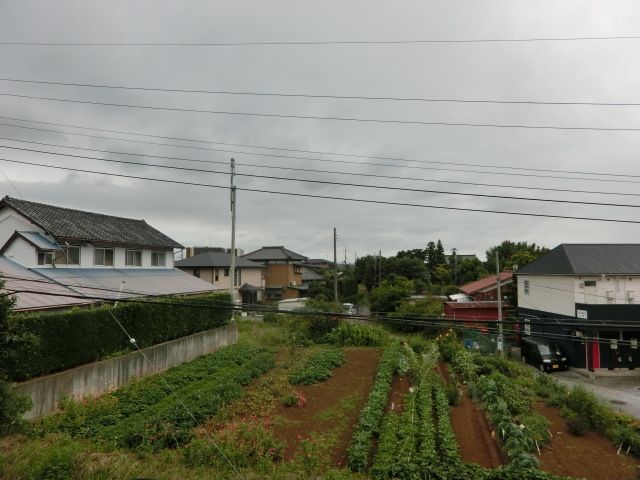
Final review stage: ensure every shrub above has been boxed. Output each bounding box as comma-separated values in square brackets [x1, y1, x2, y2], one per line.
[0, 376, 32, 435]
[564, 386, 614, 433]
[446, 382, 461, 406]
[519, 412, 551, 446]
[326, 323, 385, 347]
[5, 292, 233, 381]
[289, 347, 345, 385]
[183, 418, 283, 470]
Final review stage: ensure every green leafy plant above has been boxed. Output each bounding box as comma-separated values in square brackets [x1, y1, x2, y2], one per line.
[289, 347, 345, 385]
[326, 323, 385, 347]
[346, 342, 401, 472]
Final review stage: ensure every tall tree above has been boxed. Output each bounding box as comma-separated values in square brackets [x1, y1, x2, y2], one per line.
[435, 239, 446, 266]
[484, 241, 548, 270]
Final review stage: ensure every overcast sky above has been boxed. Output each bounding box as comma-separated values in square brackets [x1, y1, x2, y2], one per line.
[0, 1, 639, 261]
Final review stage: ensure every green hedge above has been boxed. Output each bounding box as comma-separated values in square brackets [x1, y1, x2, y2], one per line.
[5, 292, 232, 381]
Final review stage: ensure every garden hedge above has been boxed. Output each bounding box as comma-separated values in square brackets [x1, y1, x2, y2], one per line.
[4, 292, 232, 381]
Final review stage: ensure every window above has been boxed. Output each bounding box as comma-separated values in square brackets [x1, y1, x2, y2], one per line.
[215, 269, 219, 282]
[37, 250, 54, 265]
[234, 269, 241, 286]
[53, 246, 80, 265]
[94, 248, 114, 266]
[151, 251, 166, 267]
[584, 280, 597, 287]
[224, 268, 230, 277]
[294, 265, 301, 274]
[125, 249, 142, 266]
[193, 268, 200, 278]
[523, 280, 530, 295]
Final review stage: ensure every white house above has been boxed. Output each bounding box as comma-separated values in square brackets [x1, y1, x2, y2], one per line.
[516, 244, 640, 370]
[0, 196, 217, 304]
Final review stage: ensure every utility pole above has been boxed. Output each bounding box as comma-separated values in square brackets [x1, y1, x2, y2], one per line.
[496, 251, 503, 355]
[344, 247, 347, 267]
[333, 227, 338, 306]
[229, 158, 237, 302]
[378, 250, 382, 286]
[451, 247, 458, 285]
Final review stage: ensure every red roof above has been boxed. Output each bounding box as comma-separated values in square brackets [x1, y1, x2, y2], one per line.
[445, 301, 506, 309]
[460, 271, 513, 295]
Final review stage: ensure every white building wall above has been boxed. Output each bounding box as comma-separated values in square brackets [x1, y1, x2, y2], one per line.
[0, 208, 44, 247]
[574, 275, 640, 305]
[518, 275, 576, 317]
[4, 237, 38, 267]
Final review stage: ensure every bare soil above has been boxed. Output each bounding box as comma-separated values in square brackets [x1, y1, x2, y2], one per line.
[536, 402, 640, 480]
[437, 363, 506, 468]
[270, 348, 381, 465]
[387, 375, 412, 413]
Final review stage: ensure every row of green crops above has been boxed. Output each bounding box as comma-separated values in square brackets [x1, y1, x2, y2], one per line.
[346, 341, 402, 472]
[288, 347, 345, 385]
[369, 342, 570, 480]
[36, 344, 274, 453]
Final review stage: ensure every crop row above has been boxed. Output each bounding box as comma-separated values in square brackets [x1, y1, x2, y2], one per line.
[370, 391, 419, 479]
[346, 341, 401, 472]
[37, 344, 274, 452]
[288, 346, 345, 385]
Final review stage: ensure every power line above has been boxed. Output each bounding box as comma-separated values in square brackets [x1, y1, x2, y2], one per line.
[2, 122, 640, 189]
[2, 77, 639, 107]
[2, 114, 639, 183]
[1, 36, 640, 46]
[1, 155, 640, 224]
[4, 142, 640, 208]
[3, 91, 640, 133]
[2, 128, 639, 198]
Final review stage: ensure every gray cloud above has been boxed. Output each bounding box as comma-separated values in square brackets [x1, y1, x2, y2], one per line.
[0, 0, 639, 261]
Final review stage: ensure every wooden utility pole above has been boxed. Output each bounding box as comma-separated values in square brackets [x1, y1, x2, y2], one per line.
[229, 158, 237, 301]
[333, 227, 338, 305]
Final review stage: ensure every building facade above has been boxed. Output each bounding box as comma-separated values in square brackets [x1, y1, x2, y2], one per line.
[243, 246, 307, 300]
[517, 244, 640, 370]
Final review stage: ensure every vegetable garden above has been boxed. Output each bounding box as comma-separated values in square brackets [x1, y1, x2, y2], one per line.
[2, 318, 640, 479]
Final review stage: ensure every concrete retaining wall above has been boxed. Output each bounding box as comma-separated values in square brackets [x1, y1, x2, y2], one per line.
[13, 322, 238, 420]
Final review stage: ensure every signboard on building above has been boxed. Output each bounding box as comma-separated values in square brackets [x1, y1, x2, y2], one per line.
[576, 309, 588, 319]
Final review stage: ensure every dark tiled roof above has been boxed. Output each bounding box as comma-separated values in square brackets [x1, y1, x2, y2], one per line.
[1, 196, 182, 248]
[517, 244, 640, 275]
[302, 267, 324, 281]
[242, 245, 307, 262]
[176, 250, 262, 268]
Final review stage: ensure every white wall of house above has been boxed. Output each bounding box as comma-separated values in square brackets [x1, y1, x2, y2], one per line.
[179, 266, 264, 293]
[518, 275, 576, 317]
[4, 236, 37, 266]
[518, 274, 640, 317]
[573, 275, 639, 305]
[0, 208, 44, 247]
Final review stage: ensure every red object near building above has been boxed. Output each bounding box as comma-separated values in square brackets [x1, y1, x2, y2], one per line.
[444, 301, 506, 322]
[459, 271, 513, 301]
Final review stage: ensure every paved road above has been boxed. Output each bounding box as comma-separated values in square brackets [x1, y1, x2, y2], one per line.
[550, 369, 640, 419]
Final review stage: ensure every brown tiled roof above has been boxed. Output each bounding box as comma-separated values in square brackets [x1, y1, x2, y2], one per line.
[460, 271, 513, 295]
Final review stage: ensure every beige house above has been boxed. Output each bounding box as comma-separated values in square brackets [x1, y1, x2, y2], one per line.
[243, 246, 308, 300]
[175, 248, 264, 301]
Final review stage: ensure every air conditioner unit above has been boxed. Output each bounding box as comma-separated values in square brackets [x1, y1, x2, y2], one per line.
[628, 291, 635, 302]
[290, 281, 297, 286]
[606, 290, 615, 300]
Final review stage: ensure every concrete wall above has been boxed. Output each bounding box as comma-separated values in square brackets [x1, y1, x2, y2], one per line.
[13, 322, 237, 420]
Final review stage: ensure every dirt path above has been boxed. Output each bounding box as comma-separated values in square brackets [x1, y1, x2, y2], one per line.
[387, 375, 411, 413]
[449, 388, 506, 468]
[270, 348, 381, 465]
[436, 363, 505, 468]
[536, 402, 640, 480]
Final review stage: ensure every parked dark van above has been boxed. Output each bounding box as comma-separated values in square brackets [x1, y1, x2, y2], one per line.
[521, 337, 568, 372]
